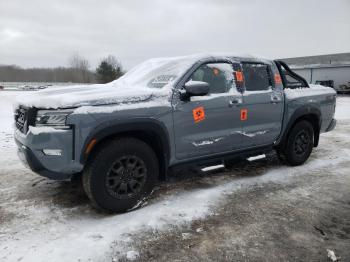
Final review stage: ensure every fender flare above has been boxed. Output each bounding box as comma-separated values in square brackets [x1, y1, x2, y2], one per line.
[277, 105, 321, 148]
[80, 118, 171, 171]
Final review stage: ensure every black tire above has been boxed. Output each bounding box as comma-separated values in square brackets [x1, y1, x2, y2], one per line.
[283, 121, 314, 166]
[83, 137, 159, 213]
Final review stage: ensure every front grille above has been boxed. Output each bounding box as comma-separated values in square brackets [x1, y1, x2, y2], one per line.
[15, 107, 36, 134]
[15, 108, 27, 133]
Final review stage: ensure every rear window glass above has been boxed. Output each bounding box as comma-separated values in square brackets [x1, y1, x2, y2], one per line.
[283, 70, 304, 89]
[242, 63, 271, 91]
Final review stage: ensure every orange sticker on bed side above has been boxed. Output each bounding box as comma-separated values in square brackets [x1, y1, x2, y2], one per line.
[274, 73, 282, 85]
[235, 71, 244, 82]
[240, 109, 248, 121]
[193, 106, 205, 123]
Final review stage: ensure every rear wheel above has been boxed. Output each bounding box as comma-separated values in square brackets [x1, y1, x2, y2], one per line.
[281, 121, 314, 166]
[83, 137, 159, 213]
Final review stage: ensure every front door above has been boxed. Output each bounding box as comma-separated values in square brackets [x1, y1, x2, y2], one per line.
[172, 62, 243, 160]
[240, 62, 284, 148]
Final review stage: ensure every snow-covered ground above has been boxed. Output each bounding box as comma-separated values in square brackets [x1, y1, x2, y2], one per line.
[0, 91, 349, 262]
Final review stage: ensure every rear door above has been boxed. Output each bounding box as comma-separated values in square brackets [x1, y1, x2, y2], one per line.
[172, 61, 243, 160]
[240, 62, 284, 148]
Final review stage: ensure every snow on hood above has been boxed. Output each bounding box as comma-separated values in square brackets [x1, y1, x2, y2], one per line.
[15, 83, 163, 109]
[15, 54, 200, 109]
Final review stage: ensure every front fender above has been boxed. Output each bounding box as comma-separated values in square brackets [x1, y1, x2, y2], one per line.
[79, 118, 171, 166]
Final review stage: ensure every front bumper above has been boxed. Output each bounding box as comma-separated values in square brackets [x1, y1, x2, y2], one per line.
[15, 140, 72, 180]
[326, 118, 337, 132]
[14, 127, 83, 180]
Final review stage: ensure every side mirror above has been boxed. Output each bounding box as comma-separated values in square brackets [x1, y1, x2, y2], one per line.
[184, 81, 210, 96]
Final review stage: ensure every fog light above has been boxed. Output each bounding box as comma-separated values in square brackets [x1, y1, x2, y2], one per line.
[43, 149, 62, 156]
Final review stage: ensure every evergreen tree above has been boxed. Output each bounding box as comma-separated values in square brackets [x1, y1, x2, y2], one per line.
[96, 55, 123, 84]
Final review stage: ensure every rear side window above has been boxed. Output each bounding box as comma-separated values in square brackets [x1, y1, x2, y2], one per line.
[189, 63, 235, 94]
[242, 63, 271, 91]
[283, 70, 305, 89]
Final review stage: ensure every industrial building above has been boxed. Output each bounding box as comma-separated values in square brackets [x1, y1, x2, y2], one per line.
[282, 53, 350, 92]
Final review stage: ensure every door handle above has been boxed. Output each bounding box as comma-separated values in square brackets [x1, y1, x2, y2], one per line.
[229, 98, 242, 107]
[270, 96, 280, 104]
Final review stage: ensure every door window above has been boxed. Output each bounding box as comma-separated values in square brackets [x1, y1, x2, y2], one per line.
[242, 63, 272, 91]
[189, 63, 235, 94]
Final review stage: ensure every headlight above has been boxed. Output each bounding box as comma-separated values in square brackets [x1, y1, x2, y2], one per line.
[35, 109, 73, 128]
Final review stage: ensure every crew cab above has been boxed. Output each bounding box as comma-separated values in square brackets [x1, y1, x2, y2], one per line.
[14, 54, 337, 212]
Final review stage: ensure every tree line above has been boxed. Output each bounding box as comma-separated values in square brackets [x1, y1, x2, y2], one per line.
[0, 54, 124, 84]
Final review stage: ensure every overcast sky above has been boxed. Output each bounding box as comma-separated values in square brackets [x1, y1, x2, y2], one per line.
[0, 0, 349, 69]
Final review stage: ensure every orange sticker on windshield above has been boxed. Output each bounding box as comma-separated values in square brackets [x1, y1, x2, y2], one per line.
[235, 71, 244, 82]
[193, 106, 205, 123]
[274, 73, 282, 84]
[240, 109, 248, 121]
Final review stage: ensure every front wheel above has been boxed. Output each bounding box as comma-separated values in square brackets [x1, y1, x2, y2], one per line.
[282, 121, 314, 166]
[83, 138, 159, 213]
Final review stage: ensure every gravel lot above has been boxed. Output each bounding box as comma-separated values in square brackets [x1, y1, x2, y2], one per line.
[0, 91, 349, 262]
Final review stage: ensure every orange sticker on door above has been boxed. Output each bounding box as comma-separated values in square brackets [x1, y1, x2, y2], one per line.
[240, 109, 248, 121]
[193, 106, 205, 123]
[274, 73, 282, 85]
[235, 71, 244, 82]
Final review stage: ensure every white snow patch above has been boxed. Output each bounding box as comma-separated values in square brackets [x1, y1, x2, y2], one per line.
[73, 97, 171, 114]
[4, 147, 349, 262]
[0, 92, 27, 131]
[15, 84, 168, 110]
[1, 142, 350, 262]
[244, 88, 274, 95]
[196, 227, 204, 233]
[126, 250, 139, 261]
[284, 84, 336, 99]
[327, 249, 339, 261]
[28, 126, 68, 135]
[335, 96, 350, 120]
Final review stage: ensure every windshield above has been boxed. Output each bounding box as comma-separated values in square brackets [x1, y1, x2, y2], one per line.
[113, 56, 197, 89]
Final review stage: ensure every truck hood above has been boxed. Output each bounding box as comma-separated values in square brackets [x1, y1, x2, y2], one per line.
[15, 83, 170, 109]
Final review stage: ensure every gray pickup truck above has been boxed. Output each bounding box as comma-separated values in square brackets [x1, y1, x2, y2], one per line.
[14, 54, 337, 212]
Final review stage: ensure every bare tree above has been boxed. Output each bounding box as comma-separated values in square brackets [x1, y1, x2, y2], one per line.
[105, 55, 122, 71]
[68, 53, 91, 83]
[0, 64, 96, 83]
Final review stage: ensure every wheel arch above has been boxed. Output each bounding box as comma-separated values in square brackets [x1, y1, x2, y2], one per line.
[81, 119, 171, 181]
[278, 106, 321, 150]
